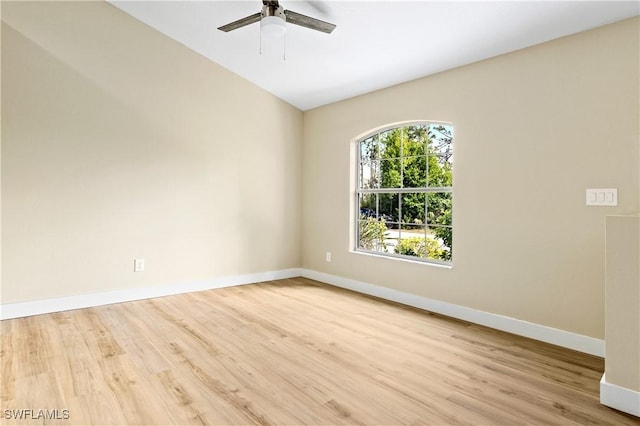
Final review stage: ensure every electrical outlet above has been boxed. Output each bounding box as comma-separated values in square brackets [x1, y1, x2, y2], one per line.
[325, 252, 332, 262]
[134, 258, 145, 272]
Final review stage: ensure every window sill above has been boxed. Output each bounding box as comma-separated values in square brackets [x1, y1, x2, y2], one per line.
[351, 249, 453, 269]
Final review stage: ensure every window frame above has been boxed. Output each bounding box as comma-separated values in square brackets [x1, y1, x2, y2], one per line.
[354, 121, 453, 266]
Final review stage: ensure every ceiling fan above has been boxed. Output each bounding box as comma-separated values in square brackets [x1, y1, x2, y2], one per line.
[218, 0, 336, 34]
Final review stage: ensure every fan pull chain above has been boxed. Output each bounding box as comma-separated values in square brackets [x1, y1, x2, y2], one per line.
[257, 25, 286, 60]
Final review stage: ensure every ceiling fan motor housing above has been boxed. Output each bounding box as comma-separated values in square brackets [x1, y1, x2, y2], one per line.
[262, 3, 285, 21]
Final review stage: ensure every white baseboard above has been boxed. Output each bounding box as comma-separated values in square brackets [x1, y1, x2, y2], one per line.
[0, 268, 302, 320]
[600, 374, 640, 417]
[301, 269, 605, 357]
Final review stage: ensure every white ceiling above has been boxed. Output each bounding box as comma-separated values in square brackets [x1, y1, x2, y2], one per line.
[109, 1, 639, 111]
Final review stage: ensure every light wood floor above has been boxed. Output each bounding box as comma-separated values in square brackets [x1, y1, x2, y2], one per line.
[1, 277, 638, 425]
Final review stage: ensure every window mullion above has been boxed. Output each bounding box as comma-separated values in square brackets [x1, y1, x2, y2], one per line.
[358, 187, 452, 194]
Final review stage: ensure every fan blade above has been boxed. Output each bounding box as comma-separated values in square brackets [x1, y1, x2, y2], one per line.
[284, 10, 336, 34]
[218, 12, 262, 32]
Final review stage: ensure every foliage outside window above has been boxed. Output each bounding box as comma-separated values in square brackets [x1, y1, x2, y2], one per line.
[356, 123, 453, 264]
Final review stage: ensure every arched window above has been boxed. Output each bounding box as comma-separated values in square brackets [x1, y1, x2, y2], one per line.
[356, 122, 453, 264]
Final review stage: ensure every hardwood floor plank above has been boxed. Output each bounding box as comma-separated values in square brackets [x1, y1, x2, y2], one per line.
[1, 277, 638, 425]
[0, 320, 16, 404]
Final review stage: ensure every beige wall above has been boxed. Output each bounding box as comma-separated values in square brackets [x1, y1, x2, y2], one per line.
[302, 17, 640, 339]
[1, 1, 303, 303]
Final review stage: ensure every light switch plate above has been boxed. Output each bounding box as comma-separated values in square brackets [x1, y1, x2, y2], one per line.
[586, 188, 617, 206]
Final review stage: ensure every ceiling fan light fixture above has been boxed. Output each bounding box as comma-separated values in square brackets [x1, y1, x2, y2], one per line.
[261, 15, 286, 37]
